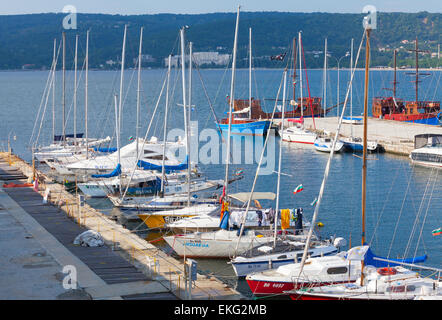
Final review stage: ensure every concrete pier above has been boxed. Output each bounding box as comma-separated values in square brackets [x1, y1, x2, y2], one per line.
[275, 116, 442, 156]
[0, 153, 243, 300]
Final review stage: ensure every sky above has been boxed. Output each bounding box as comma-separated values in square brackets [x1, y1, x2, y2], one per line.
[0, 0, 441, 15]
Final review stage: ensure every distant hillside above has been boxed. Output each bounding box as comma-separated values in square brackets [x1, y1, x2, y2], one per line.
[0, 11, 440, 70]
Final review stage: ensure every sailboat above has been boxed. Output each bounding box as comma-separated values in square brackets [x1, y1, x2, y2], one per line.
[287, 26, 433, 301]
[217, 27, 272, 136]
[280, 36, 317, 145]
[372, 38, 441, 125]
[33, 32, 112, 164]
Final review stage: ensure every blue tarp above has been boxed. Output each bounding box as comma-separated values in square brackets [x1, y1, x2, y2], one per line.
[363, 246, 427, 268]
[91, 164, 122, 179]
[93, 147, 117, 153]
[137, 156, 188, 173]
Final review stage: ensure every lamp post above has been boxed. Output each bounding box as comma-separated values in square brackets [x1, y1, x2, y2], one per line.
[329, 52, 350, 117]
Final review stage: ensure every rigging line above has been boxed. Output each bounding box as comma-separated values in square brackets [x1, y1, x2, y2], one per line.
[120, 70, 169, 201]
[404, 166, 436, 258]
[413, 168, 439, 258]
[34, 67, 56, 147]
[193, 59, 225, 139]
[234, 66, 287, 255]
[368, 156, 402, 244]
[29, 42, 62, 147]
[385, 160, 415, 258]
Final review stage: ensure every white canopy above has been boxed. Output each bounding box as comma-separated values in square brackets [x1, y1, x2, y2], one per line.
[228, 192, 276, 203]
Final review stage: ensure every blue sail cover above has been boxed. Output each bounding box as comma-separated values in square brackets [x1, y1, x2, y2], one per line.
[93, 147, 117, 153]
[91, 164, 121, 179]
[137, 156, 188, 173]
[363, 246, 427, 268]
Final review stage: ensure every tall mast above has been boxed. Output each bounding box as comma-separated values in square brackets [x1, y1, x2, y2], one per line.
[323, 38, 327, 117]
[114, 94, 121, 194]
[187, 41, 193, 207]
[292, 37, 297, 102]
[74, 34, 78, 145]
[361, 27, 371, 285]
[136, 27, 144, 158]
[161, 55, 172, 195]
[119, 25, 127, 160]
[350, 38, 354, 137]
[85, 30, 90, 158]
[298, 32, 303, 118]
[224, 6, 240, 197]
[273, 69, 287, 248]
[179, 27, 190, 207]
[415, 37, 419, 103]
[249, 27, 252, 119]
[393, 49, 397, 98]
[51, 39, 56, 143]
[62, 32, 66, 144]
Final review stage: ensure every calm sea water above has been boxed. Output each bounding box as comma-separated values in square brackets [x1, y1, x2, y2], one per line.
[0, 68, 440, 298]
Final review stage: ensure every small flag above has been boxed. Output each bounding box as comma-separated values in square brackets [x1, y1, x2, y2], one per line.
[293, 184, 304, 194]
[432, 227, 442, 236]
[270, 52, 287, 61]
[310, 197, 318, 206]
[129, 136, 135, 141]
[235, 169, 244, 176]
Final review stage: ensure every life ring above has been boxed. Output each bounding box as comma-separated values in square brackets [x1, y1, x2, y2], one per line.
[377, 267, 397, 276]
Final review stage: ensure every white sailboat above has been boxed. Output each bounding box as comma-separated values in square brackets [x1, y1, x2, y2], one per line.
[280, 34, 317, 145]
[314, 136, 345, 153]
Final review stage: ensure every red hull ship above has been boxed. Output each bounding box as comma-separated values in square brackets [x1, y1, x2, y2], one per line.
[372, 38, 441, 125]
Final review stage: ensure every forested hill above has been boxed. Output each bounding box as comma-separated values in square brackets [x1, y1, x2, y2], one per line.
[0, 11, 440, 70]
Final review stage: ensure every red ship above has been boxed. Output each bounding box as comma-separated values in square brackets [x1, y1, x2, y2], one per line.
[372, 38, 441, 125]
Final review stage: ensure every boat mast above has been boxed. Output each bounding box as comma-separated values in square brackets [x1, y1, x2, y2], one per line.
[62, 32, 66, 144]
[273, 69, 287, 248]
[249, 27, 252, 119]
[223, 6, 240, 197]
[136, 27, 144, 159]
[114, 94, 121, 194]
[179, 27, 190, 207]
[360, 27, 371, 285]
[51, 39, 56, 143]
[414, 37, 419, 103]
[350, 38, 354, 138]
[161, 55, 172, 195]
[298, 32, 303, 118]
[119, 25, 127, 161]
[85, 30, 90, 158]
[74, 34, 78, 146]
[187, 41, 193, 207]
[393, 48, 397, 98]
[292, 37, 297, 104]
[323, 38, 327, 117]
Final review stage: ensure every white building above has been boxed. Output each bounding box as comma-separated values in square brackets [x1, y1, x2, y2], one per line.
[164, 52, 231, 67]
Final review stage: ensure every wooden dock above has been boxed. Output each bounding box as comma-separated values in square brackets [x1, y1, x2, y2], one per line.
[274, 116, 442, 155]
[0, 153, 244, 300]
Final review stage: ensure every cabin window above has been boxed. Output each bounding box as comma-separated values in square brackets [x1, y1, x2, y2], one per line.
[277, 255, 287, 260]
[144, 150, 154, 154]
[386, 285, 417, 293]
[326, 267, 348, 274]
[144, 155, 166, 160]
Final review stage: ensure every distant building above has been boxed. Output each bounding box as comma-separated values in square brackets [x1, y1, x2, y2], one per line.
[133, 54, 156, 65]
[164, 52, 231, 67]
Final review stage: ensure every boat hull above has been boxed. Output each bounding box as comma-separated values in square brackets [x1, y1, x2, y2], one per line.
[218, 120, 271, 136]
